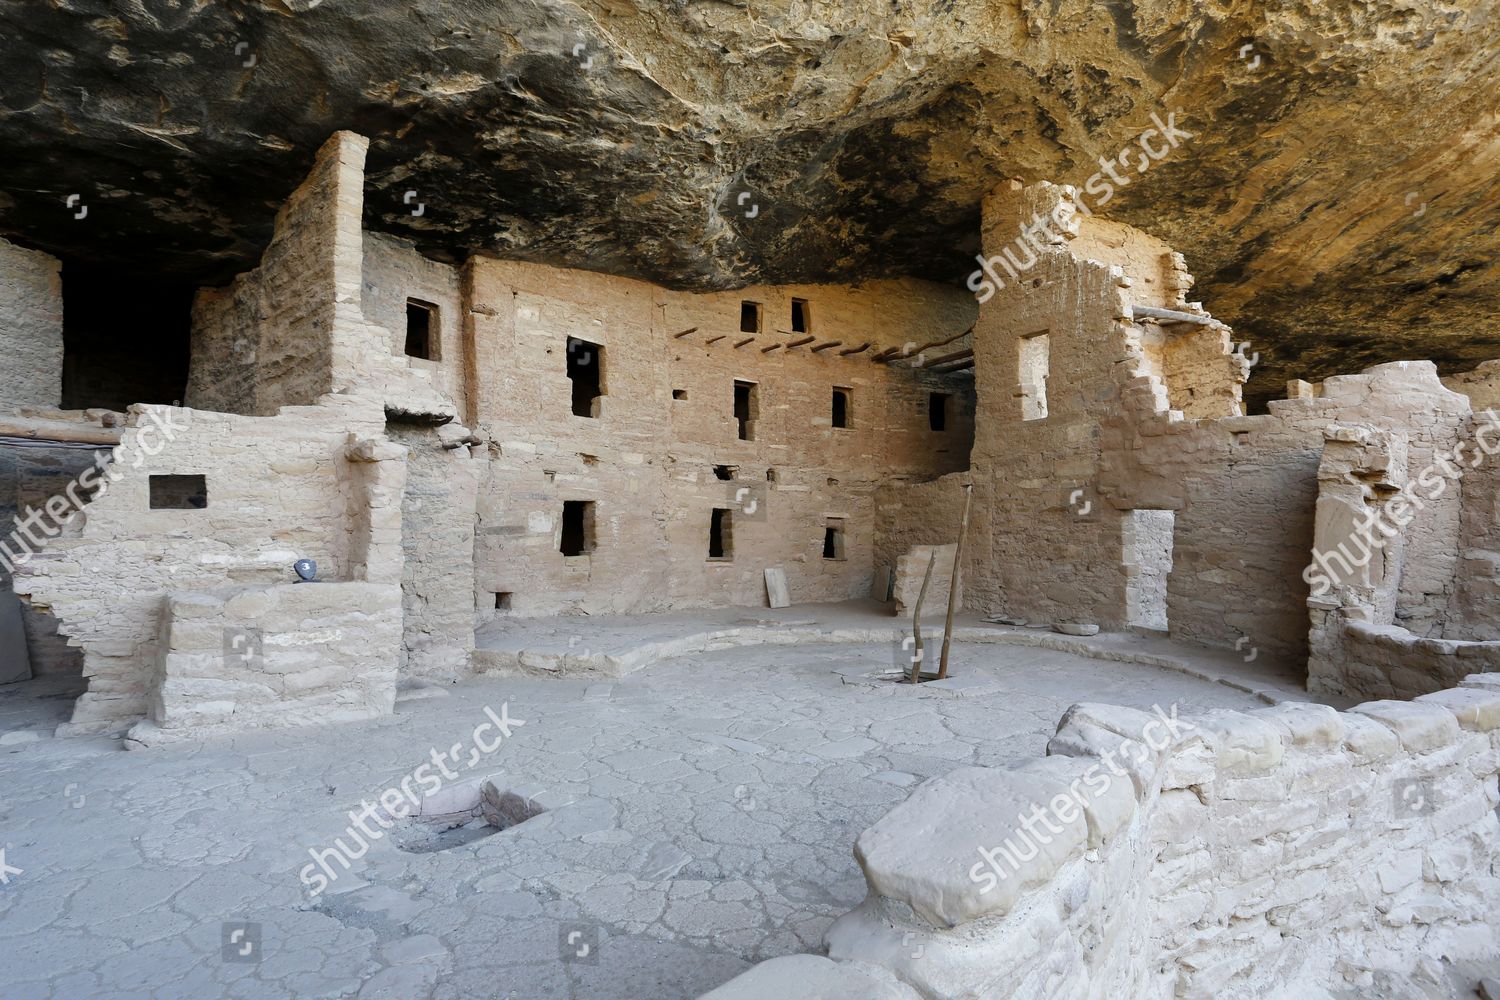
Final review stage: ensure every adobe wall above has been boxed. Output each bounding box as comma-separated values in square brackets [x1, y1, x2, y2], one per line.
[463, 257, 977, 616]
[0, 237, 64, 412]
[703, 682, 1500, 999]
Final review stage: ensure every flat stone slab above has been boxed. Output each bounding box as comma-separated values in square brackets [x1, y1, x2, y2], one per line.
[699, 954, 919, 1000]
[854, 765, 1088, 927]
[1052, 622, 1100, 636]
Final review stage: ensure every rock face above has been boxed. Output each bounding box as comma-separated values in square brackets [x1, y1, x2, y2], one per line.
[1, 0, 1497, 404]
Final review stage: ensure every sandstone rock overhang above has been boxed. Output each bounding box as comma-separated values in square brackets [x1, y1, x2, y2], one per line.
[1, 1, 1497, 407]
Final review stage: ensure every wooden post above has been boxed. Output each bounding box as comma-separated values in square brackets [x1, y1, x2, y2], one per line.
[938, 483, 974, 679]
[910, 553, 936, 684]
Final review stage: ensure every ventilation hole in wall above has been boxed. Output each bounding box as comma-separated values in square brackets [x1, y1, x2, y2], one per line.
[494, 592, 513, 611]
[579, 453, 599, 466]
[713, 465, 736, 481]
[766, 469, 776, 482]
[929, 392, 950, 431]
[791, 298, 810, 333]
[566, 337, 605, 418]
[827, 477, 839, 487]
[708, 507, 733, 560]
[831, 386, 852, 428]
[543, 470, 556, 483]
[405, 299, 439, 360]
[149, 474, 207, 510]
[672, 389, 687, 400]
[740, 301, 762, 334]
[560, 500, 595, 557]
[1233, 431, 1250, 445]
[823, 518, 846, 560]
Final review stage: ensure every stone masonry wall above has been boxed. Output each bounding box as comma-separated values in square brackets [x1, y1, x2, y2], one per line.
[0, 237, 64, 411]
[707, 682, 1500, 999]
[187, 141, 345, 415]
[462, 258, 977, 616]
[1103, 362, 1471, 665]
[0, 437, 104, 676]
[133, 581, 402, 746]
[387, 421, 478, 682]
[873, 181, 1253, 633]
[12, 397, 394, 731]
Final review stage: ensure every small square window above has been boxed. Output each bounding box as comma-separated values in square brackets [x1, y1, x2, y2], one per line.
[405, 299, 439, 360]
[494, 592, 513, 611]
[672, 389, 687, 400]
[739, 302, 762, 334]
[149, 474, 207, 510]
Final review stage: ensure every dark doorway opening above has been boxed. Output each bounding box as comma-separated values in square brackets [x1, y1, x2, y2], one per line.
[823, 518, 846, 559]
[61, 263, 193, 411]
[929, 392, 950, 431]
[791, 298, 810, 333]
[567, 338, 604, 418]
[709, 508, 733, 560]
[740, 302, 761, 334]
[405, 300, 438, 360]
[560, 500, 595, 556]
[733, 380, 757, 440]
[831, 387, 851, 429]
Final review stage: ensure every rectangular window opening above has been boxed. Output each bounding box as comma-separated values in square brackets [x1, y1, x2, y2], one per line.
[494, 592, 513, 611]
[739, 301, 762, 334]
[713, 464, 736, 481]
[567, 337, 605, 418]
[1019, 331, 1051, 421]
[709, 508, 733, 560]
[823, 518, 846, 560]
[149, 474, 207, 510]
[733, 380, 758, 441]
[791, 298, 810, 333]
[831, 387, 852, 429]
[672, 389, 687, 400]
[405, 299, 438, 360]
[928, 392, 950, 431]
[560, 500, 595, 557]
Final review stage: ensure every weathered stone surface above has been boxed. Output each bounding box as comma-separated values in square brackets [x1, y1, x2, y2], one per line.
[699, 955, 919, 1000]
[853, 765, 1087, 927]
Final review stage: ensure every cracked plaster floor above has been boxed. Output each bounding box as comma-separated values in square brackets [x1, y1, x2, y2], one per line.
[1, 638, 1291, 1000]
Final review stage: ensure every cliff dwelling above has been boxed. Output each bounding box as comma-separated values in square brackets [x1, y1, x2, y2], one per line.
[1, 3, 1498, 999]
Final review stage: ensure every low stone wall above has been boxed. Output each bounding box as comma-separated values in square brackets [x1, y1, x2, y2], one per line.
[128, 581, 401, 747]
[1333, 621, 1500, 700]
[700, 679, 1500, 998]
